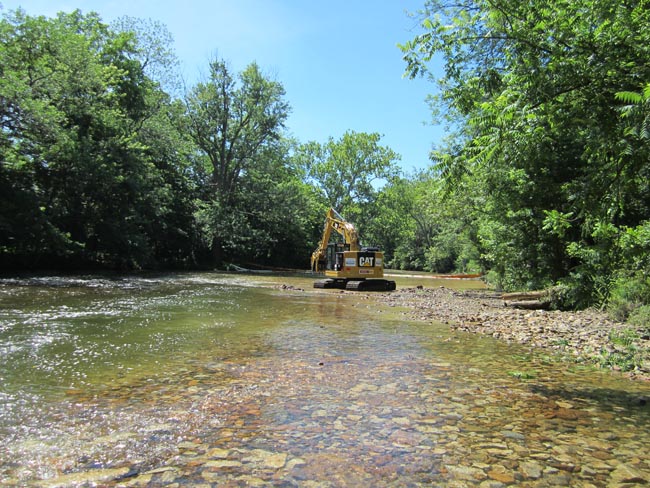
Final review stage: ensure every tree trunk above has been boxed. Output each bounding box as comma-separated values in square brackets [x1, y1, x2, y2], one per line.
[211, 235, 224, 267]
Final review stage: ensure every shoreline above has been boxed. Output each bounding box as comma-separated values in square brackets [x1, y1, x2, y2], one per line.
[382, 286, 650, 382]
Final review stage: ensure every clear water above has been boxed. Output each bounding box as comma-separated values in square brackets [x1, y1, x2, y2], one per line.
[0, 272, 648, 486]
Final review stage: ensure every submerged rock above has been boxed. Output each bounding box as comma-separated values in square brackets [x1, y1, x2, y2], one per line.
[610, 464, 649, 484]
[40, 467, 132, 487]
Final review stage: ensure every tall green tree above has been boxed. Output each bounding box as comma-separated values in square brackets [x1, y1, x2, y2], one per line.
[225, 139, 323, 267]
[184, 58, 291, 265]
[295, 130, 401, 243]
[364, 176, 418, 266]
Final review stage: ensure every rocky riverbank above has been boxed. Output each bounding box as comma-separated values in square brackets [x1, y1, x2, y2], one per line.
[383, 286, 650, 381]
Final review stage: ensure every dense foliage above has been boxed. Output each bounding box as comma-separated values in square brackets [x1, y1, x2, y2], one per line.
[400, 0, 650, 317]
[0, 9, 198, 269]
[0, 9, 321, 270]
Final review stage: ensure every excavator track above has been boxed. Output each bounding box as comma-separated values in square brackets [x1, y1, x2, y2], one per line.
[313, 278, 396, 291]
[313, 278, 349, 289]
[345, 279, 396, 291]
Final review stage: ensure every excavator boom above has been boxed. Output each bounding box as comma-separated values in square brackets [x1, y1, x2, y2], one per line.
[311, 208, 360, 272]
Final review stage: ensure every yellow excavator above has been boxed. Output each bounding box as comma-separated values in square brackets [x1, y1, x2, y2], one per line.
[311, 208, 396, 291]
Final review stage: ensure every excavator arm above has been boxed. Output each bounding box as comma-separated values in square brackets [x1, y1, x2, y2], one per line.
[311, 208, 360, 272]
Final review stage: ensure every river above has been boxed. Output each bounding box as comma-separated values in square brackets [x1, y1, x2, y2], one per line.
[1, 272, 649, 487]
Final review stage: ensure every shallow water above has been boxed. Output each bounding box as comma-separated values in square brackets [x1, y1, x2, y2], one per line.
[0, 272, 648, 486]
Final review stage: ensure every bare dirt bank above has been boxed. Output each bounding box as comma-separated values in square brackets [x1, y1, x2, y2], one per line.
[382, 286, 650, 381]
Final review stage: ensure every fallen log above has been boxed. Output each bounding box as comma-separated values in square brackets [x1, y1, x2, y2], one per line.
[501, 290, 548, 301]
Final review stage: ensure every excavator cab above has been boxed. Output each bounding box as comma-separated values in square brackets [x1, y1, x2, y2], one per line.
[327, 243, 348, 271]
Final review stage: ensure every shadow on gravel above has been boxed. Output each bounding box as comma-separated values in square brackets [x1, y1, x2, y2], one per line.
[530, 384, 650, 410]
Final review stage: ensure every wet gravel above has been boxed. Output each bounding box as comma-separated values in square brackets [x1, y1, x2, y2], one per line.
[383, 286, 650, 381]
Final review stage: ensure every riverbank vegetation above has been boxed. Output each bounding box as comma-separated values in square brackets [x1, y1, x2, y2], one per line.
[1, 3, 649, 325]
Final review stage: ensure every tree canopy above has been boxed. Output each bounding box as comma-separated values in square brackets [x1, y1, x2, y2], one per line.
[294, 130, 401, 247]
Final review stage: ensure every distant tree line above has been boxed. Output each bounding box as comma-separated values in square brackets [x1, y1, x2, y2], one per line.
[2, 4, 650, 325]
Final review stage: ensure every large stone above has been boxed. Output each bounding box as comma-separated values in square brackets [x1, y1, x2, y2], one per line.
[207, 448, 230, 459]
[445, 464, 488, 481]
[609, 464, 649, 484]
[487, 469, 516, 483]
[520, 461, 543, 479]
[243, 449, 288, 469]
[40, 467, 132, 487]
[204, 460, 242, 468]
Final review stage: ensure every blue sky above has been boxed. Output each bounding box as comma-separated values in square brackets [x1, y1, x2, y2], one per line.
[1, 0, 443, 172]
